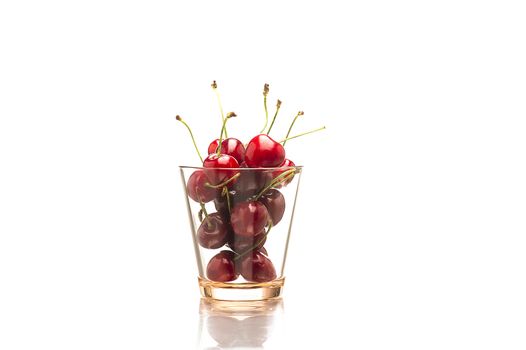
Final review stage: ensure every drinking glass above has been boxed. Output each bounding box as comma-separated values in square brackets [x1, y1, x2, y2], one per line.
[180, 166, 302, 301]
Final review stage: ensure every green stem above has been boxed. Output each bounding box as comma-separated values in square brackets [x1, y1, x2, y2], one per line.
[260, 83, 270, 134]
[260, 96, 269, 133]
[266, 99, 282, 135]
[280, 126, 326, 144]
[254, 169, 296, 200]
[205, 173, 240, 189]
[175, 115, 203, 163]
[211, 81, 228, 138]
[234, 221, 273, 261]
[199, 202, 212, 229]
[216, 112, 236, 155]
[282, 111, 304, 146]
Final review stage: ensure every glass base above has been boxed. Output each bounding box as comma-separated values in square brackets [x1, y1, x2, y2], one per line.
[198, 277, 285, 301]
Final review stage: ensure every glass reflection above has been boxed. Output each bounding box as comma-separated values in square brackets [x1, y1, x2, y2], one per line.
[197, 299, 284, 349]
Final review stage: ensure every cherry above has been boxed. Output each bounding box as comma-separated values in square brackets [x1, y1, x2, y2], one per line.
[203, 153, 240, 186]
[197, 213, 229, 249]
[232, 169, 270, 198]
[271, 159, 296, 188]
[207, 139, 220, 154]
[186, 170, 216, 203]
[230, 201, 269, 238]
[239, 250, 277, 283]
[244, 134, 285, 168]
[259, 189, 285, 226]
[228, 229, 267, 255]
[208, 138, 245, 164]
[206, 250, 238, 282]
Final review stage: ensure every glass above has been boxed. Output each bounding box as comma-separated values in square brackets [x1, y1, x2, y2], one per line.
[179, 166, 302, 301]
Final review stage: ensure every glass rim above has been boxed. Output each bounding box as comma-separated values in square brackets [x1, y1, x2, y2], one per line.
[179, 165, 303, 171]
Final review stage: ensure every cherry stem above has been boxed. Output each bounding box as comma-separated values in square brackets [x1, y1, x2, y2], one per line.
[233, 221, 273, 261]
[216, 112, 237, 155]
[211, 81, 228, 138]
[279, 126, 326, 144]
[199, 202, 212, 229]
[175, 115, 203, 163]
[222, 186, 232, 214]
[205, 173, 240, 188]
[282, 111, 304, 146]
[254, 168, 296, 200]
[266, 99, 282, 135]
[260, 83, 270, 134]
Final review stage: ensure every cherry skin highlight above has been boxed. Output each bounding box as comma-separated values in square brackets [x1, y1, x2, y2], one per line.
[203, 153, 240, 186]
[206, 250, 238, 282]
[207, 139, 220, 155]
[239, 250, 277, 282]
[197, 213, 229, 249]
[259, 189, 285, 226]
[230, 201, 269, 238]
[209, 138, 245, 164]
[244, 134, 285, 168]
[187, 170, 216, 203]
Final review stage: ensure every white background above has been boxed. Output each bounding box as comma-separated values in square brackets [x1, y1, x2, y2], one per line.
[1, 1, 526, 349]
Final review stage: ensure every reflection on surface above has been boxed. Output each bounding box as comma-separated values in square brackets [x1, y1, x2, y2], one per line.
[197, 299, 284, 349]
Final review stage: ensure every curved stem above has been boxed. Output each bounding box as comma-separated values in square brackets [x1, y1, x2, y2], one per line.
[260, 96, 269, 133]
[175, 115, 203, 163]
[199, 202, 212, 229]
[216, 112, 236, 155]
[266, 99, 282, 135]
[282, 111, 304, 146]
[260, 83, 270, 134]
[205, 173, 240, 189]
[279, 126, 326, 144]
[254, 169, 296, 200]
[211, 81, 228, 138]
[233, 221, 273, 261]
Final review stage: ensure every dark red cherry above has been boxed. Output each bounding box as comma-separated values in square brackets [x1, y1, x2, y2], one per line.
[186, 170, 216, 203]
[271, 159, 296, 188]
[208, 138, 245, 164]
[228, 229, 267, 254]
[203, 153, 240, 186]
[207, 139, 220, 154]
[244, 134, 285, 168]
[259, 189, 285, 226]
[240, 250, 277, 282]
[206, 250, 238, 282]
[230, 201, 269, 238]
[232, 169, 270, 198]
[197, 213, 229, 249]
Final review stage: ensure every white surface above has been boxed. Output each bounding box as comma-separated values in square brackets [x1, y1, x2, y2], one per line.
[1, 1, 526, 349]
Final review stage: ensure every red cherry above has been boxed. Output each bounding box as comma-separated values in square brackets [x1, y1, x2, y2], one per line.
[187, 170, 216, 203]
[228, 229, 267, 254]
[259, 189, 285, 226]
[244, 134, 285, 168]
[206, 250, 238, 282]
[232, 169, 269, 198]
[207, 139, 220, 154]
[197, 213, 229, 249]
[230, 201, 269, 238]
[203, 153, 240, 186]
[271, 159, 296, 188]
[208, 138, 245, 164]
[240, 250, 277, 282]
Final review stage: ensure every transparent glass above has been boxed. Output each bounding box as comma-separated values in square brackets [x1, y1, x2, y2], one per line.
[179, 166, 302, 301]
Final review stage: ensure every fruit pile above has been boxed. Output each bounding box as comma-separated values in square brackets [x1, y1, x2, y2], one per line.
[176, 82, 324, 284]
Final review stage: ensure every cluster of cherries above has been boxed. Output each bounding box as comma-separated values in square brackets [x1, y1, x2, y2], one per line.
[177, 82, 324, 284]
